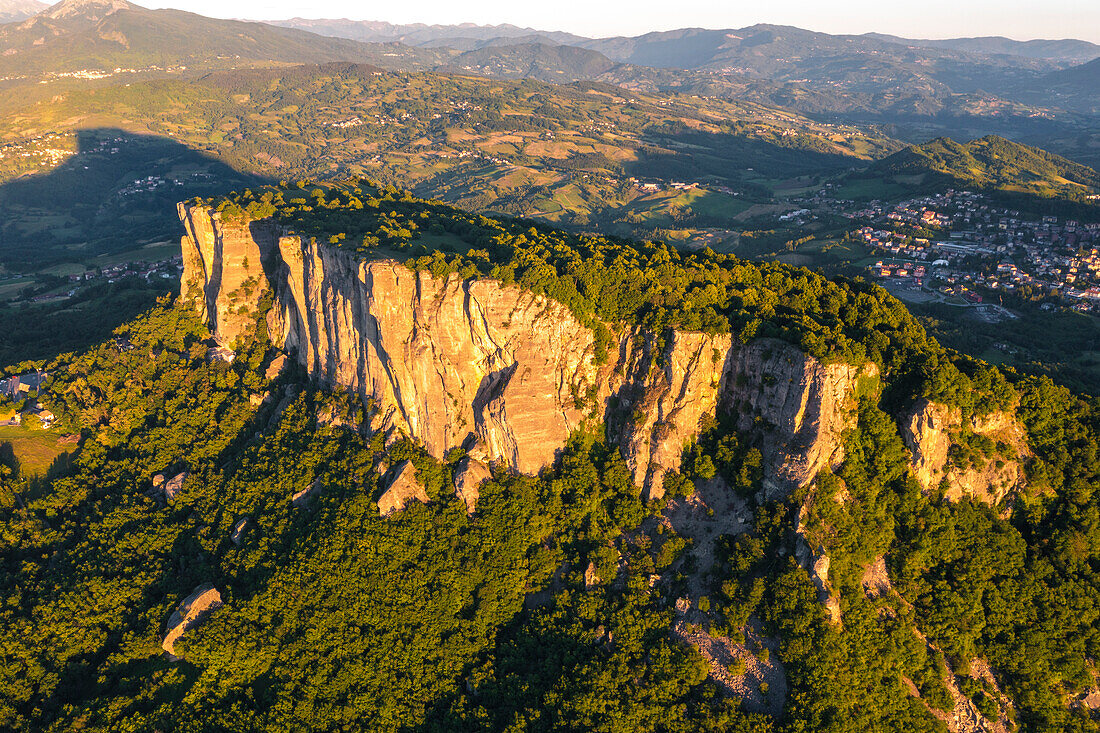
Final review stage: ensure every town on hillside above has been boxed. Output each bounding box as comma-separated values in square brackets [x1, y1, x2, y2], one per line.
[823, 189, 1100, 314]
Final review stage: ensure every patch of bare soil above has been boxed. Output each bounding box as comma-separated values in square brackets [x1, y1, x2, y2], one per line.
[659, 477, 787, 714]
[661, 476, 752, 598]
[672, 615, 787, 716]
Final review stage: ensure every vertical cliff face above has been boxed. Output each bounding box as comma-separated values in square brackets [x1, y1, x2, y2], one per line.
[902, 398, 1029, 505]
[179, 206, 877, 498]
[607, 329, 731, 497]
[267, 233, 603, 475]
[179, 203, 279, 346]
[722, 339, 878, 500]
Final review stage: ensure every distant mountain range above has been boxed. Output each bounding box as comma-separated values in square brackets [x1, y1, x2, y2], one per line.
[0, 0, 44, 22]
[864, 33, 1100, 65]
[266, 18, 1100, 123]
[0, 0, 448, 74]
[273, 17, 1100, 66]
[2, 1, 1100, 169]
[1038, 57, 1100, 114]
[266, 18, 588, 50]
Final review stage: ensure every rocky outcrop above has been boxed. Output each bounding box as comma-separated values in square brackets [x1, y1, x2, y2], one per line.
[607, 330, 731, 497]
[163, 471, 188, 501]
[291, 478, 323, 508]
[179, 206, 878, 500]
[723, 339, 878, 500]
[150, 470, 187, 503]
[162, 583, 223, 659]
[264, 354, 288, 381]
[179, 203, 279, 346]
[453, 456, 490, 514]
[378, 460, 429, 516]
[861, 555, 894, 599]
[266, 239, 602, 478]
[902, 398, 1029, 504]
[230, 517, 250, 545]
[795, 504, 842, 624]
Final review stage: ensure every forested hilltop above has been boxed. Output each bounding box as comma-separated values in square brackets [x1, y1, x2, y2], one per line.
[1, 182, 1100, 732]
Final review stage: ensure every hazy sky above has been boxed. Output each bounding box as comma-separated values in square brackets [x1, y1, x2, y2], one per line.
[152, 0, 1100, 42]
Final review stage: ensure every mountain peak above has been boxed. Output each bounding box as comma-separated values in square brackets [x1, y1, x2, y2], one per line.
[42, 0, 136, 21]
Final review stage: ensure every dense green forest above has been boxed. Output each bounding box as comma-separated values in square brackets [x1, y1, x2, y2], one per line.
[2, 184, 1100, 731]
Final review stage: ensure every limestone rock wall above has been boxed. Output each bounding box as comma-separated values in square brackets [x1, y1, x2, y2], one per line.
[607, 329, 732, 497]
[722, 339, 878, 499]
[179, 207, 877, 499]
[902, 398, 1029, 504]
[266, 235, 603, 476]
[179, 203, 279, 346]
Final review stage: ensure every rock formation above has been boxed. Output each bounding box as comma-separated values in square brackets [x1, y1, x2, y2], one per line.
[795, 503, 842, 624]
[265, 354, 288, 381]
[607, 329, 731, 494]
[162, 471, 188, 501]
[379, 460, 429, 516]
[453, 455, 490, 514]
[178, 203, 278, 346]
[179, 206, 880, 501]
[162, 583, 223, 659]
[721, 339, 878, 500]
[230, 517, 250, 545]
[902, 398, 1029, 504]
[291, 478, 323, 508]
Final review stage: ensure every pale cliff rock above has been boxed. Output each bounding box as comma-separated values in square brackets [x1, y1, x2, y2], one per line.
[861, 555, 894, 599]
[379, 460, 429, 516]
[179, 207, 878, 500]
[795, 503, 842, 624]
[179, 203, 278, 346]
[267, 237, 604, 476]
[162, 471, 188, 501]
[291, 478, 323, 508]
[150, 470, 187, 503]
[902, 398, 1029, 504]
[264, 353, 288, 381]
[453, 456, 490, 514]
[162, 583, 223, 659]
[723, 339, 878, 500]
[230, 517, 250, 545]
[607, 329, 731, 499]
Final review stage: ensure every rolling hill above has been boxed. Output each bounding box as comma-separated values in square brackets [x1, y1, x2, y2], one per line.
[860, 135, 1100, 201]
[866, 33, 1100, 64]
[0, 62, 901, 268]
[268, 18, 1091, 129]
[267, 17, 587, 48]
[1039, 57, 1100, 114]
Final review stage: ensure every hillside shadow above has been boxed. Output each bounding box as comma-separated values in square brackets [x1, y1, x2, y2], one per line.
[625, 124, 865, 185]
[0, 127, 270, 271]
[0, 128, 273, 366]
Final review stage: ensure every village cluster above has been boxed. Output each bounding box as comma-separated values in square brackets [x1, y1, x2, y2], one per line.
[0, 371, 54, 429]
[848, 190, 1100, 311]
[0, 132, 131, 168]
[22, 255, 183, 305]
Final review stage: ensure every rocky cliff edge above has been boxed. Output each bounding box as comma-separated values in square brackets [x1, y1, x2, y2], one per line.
[180, 205, 904, 501]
